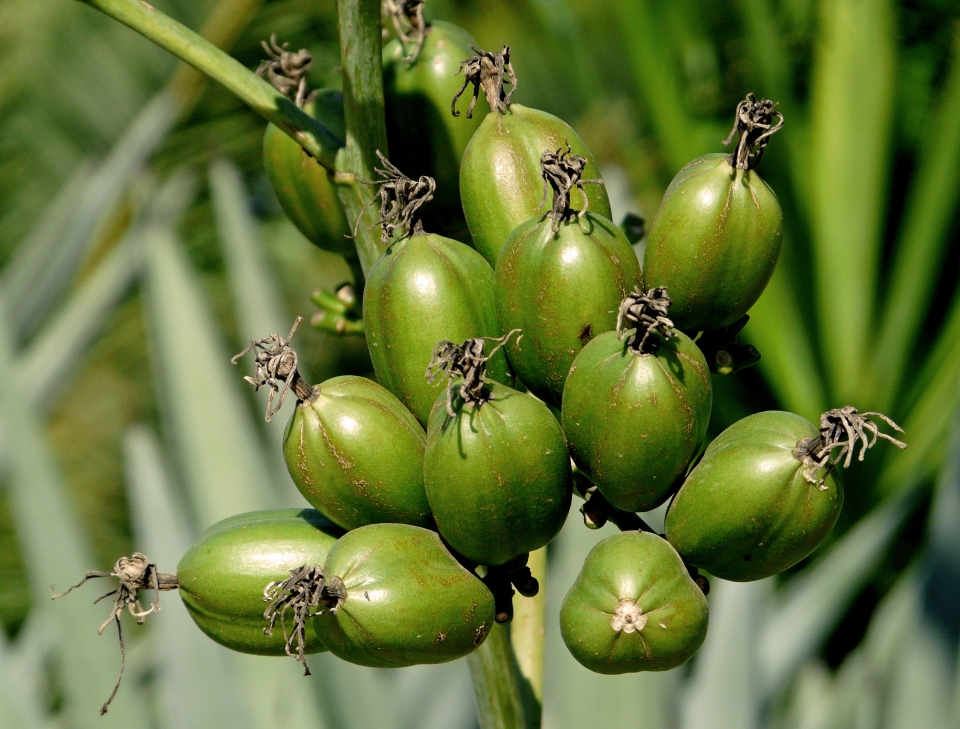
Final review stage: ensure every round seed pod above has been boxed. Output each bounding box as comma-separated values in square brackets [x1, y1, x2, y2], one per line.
[177, 509, 342, 655]
[560, 531, 709, 674]
[316, 523, 495, 667]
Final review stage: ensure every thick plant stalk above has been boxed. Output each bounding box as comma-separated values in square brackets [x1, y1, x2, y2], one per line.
[511, 548, 546, 728]
[468, 625, 528, 729]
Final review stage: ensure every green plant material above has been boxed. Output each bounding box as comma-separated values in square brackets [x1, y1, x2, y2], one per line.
[177, 509, 340, 657]
[560, 531, 709, 674]
[511, 546, 545, 727]
[424, 380, 571, 566]
[283, 375, 432, 530]
[0, 621, 56, 729]
[495, 212, 641, 406]
[666, 411, 844, 581]
[468, 624, 528, 729]
[808, 0, 896, 401]
[460, 105, 611, 266]
[563, 326, 711, 513]
[643, 153, 783, 332]
[317, 523, 495, 667]
[363, 233, 508, 425]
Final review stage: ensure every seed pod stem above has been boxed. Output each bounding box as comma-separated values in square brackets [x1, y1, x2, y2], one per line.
[538, 143, 606, 233]
[451, 45, 516, 118]
[425, 330, 522, 416]
[722, 93, 784, 171]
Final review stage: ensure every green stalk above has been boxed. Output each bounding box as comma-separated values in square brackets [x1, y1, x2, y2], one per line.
[468, 625, 528, 729]
[76, 0, 342, 169]
[510, 548, 546, 728]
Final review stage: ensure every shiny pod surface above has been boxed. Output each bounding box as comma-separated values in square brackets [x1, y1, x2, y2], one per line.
[363, 232, 509, 425]
[383, 21, 483, 240]
[283, 375, 431, 531]
[642, 153, 782, 331]
[560, 531, 708, 674]
[262, 90, 353, 257]
[316, 523, 494, 667]
[665, 411, 843, 581]
[177, 509, 342, 655]
[424, 382, 572, 565]
[562, 329, 712, 512]
[495, 213, 641, 406]
[460, 104, 612, 265]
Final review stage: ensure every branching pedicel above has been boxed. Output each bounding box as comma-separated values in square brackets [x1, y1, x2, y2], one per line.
[723, 93, 784, 171]
[539, 143, 605, 232]
[256, 33, 317, 108]
[617, 287, 676, 355]
[425, 330, 522, 417]
[452, 45, 516, 118]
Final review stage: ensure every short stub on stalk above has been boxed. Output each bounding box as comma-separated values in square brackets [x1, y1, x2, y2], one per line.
[232, 316, 317, 421]
[383, 0, 427, 62]
[616, 287, 676, 355]
[793, 406, 907, 489]
[51, 553, 178, 715]
[481, 554, 539, 624]
[695, 314, 761, 375]
[538, 143, 606, 233]
[353, 150, 436, 246]
[425, 329, 522, 417]
[722, 93, 784, 170]
[451, 45, 516, 118]
[256, 33, 317, 109]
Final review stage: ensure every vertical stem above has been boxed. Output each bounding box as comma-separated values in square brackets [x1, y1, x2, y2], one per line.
[334, 0, 389, 277]
[468, 624, 528, 729]
[510, 548, 546, 728]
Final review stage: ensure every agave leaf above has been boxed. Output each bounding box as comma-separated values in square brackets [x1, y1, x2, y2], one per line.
[393, 662, 477, 729]
[0, 617, 54, 729]
[808, 0, 896, 401]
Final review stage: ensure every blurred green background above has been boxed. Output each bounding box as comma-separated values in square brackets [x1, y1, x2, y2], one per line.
[1, 0, 959, 727]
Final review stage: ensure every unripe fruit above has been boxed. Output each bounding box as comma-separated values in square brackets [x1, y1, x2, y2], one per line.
[561, 531, 708, 674]
[316, 523, 494, 667]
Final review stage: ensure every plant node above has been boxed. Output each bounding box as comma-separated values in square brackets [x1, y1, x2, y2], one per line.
[723, 93, 784, 171]
[51, 553, 177, 715]
[482, 555, 538, 624]
[383, 0, 427, 62]
[794, 406, 907, 489]
[539, 143, 605, 233]
[686, 565, 710, 596]
[352, 151, 436, 246]
[232, 317, 316, 422]
[311, 283, 365, 336]
[451, 45, 516, 118]
[425, 329, 522, 417]
[256, 33, 316, 109]
[262, 565, 345, 675]
[695, 314, 762, 375]
[617, 287, 676, 355]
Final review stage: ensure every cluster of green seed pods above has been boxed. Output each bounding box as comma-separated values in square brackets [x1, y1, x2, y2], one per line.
[56, 5, 912, 713]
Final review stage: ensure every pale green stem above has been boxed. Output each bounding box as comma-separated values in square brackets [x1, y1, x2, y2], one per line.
[468, 624, 528, 729]
[510, 548, 546, 729]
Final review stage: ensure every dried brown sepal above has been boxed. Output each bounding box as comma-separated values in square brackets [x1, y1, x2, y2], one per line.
[351, 151, 436, 246]
[617, 287, 676, 355]
[51, 553, 177, 715]
[722, 93, 784, 171]
[794, 406, 907, 489]
[425, 329, 522, 417]
[256, 33, 317, 109]
[538, 142, 605, 233]
[232, 317, 316, 421]
[451, 45, 516, 119]
[383, 0, 427, 62]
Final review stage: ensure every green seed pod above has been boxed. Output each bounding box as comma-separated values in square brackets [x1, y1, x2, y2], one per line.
[384, 21, 483, 240]
[562, 289, 712, 512]
[262, 90, 354, 258]
[495, 147, 641, 405]
[283, 375, 431, 531]
[665, 408, 905, 581]
[177, 509, 342, 655]
[316, 523, 495, 667]
[643, 96, 785, 332]
[560, 531, 709, 674]
[423, 337, 572, 566]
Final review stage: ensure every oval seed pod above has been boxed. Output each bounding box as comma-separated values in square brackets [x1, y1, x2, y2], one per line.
[383, 19, 484, 240]
[423, 335, 572, 566]
[234, 320, 432, 530]
[177, 509, 342, 656]
[315, 523, 495, 667]
[562, 289, 712, 512]
[361, 154, 510, 425]
[495, 146, 641, 405]
[455, 46, 611, 265]
[560, 531, 708, 674]
[643, 95, 784, 332]
[665, 408, 906, 581]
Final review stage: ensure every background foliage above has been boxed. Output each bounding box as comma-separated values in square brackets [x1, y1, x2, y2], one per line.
[0, 0, 958, 727]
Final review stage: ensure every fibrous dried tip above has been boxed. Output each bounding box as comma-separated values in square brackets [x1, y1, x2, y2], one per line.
[451, 45, 516, 119]
[383, 0, 427, 62]
[353, 151, 435, 246]
[425, 329, 522, 417]
[262, 566, 345, 675]
[256, 33, 316, 108]
[723, 93, 784, 170]
[539, 142, 605, 233]
[232, 317, 316, 422]
[617, 287, 676, 354]
[794, 406, 907, 489]
[51, 553, 177, 715]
